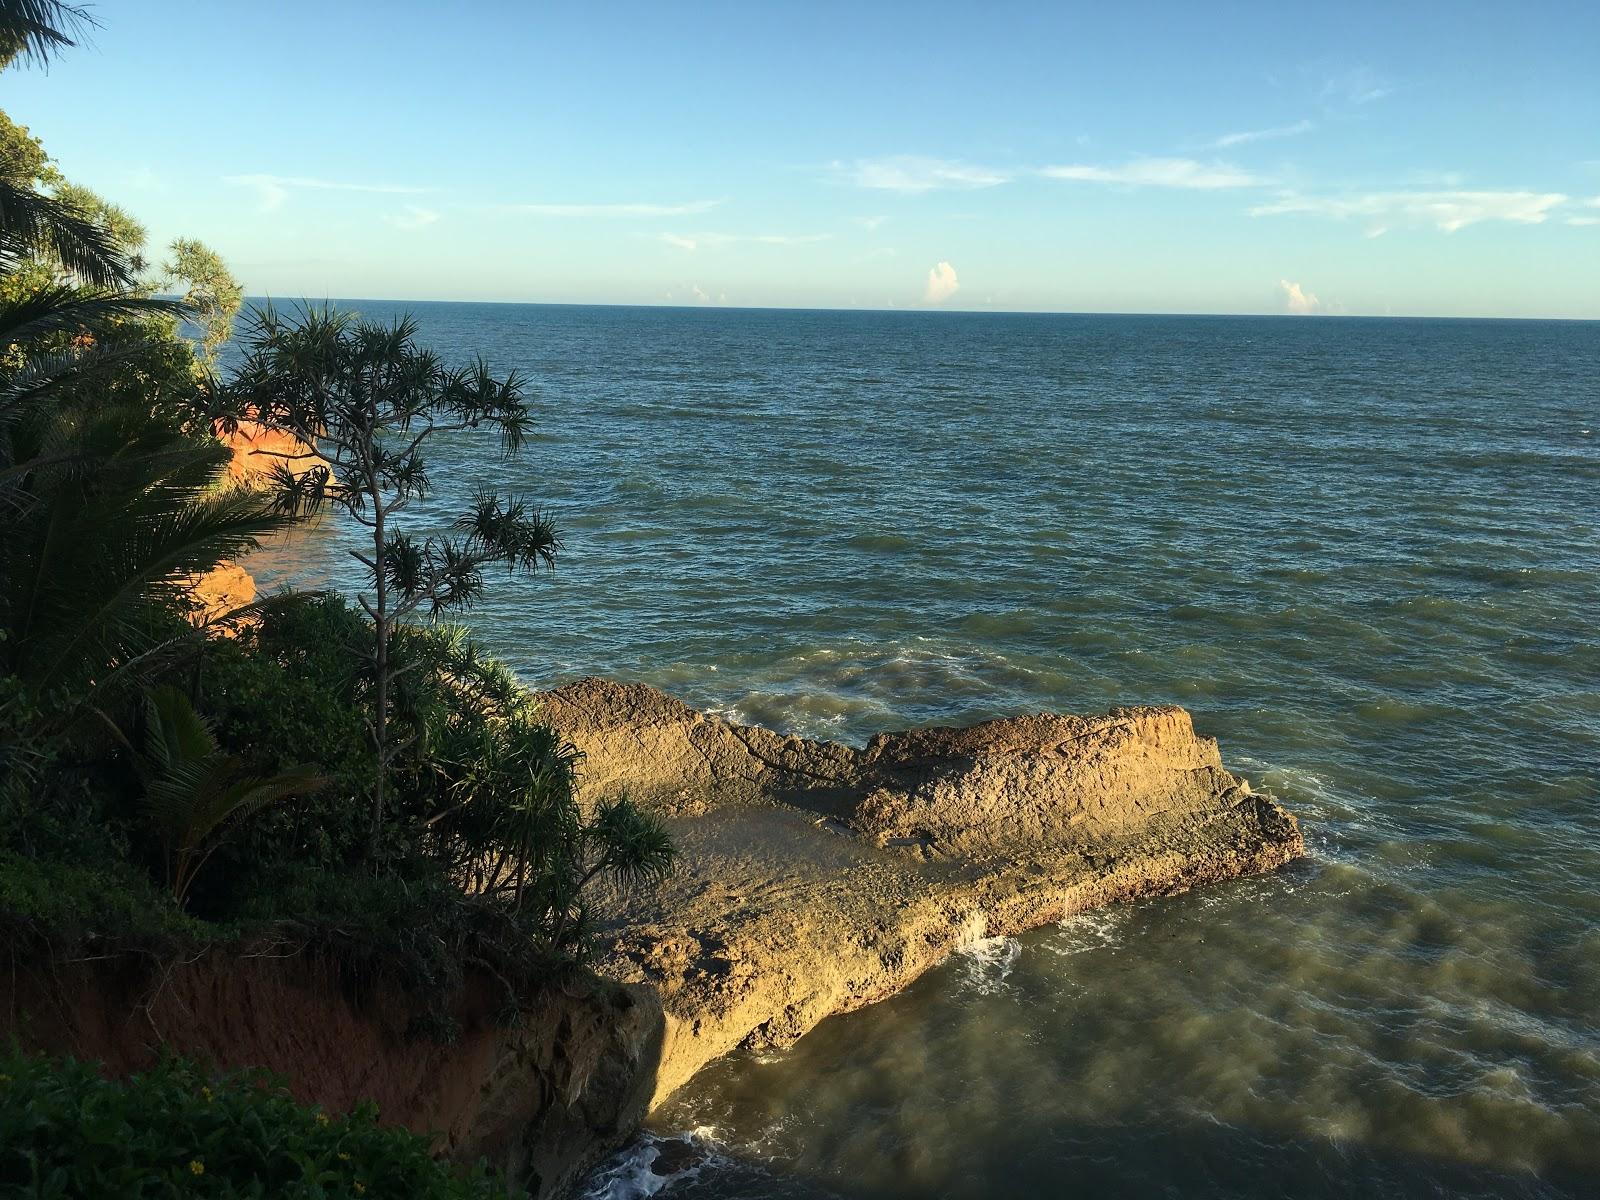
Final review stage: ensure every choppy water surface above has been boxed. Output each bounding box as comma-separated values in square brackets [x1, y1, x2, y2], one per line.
[248, 305, 1599, 1198]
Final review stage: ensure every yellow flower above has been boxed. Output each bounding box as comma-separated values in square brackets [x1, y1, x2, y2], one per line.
[201, 1087, 213, 1101]
[353, 1184, 366, 1196]
[338, 1152, 351, 1161]
[316, 1113, 331, 1126]
[189, 1160, 205, 1176]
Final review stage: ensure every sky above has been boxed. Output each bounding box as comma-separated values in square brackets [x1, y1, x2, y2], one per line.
[5, 0, 1599, 317]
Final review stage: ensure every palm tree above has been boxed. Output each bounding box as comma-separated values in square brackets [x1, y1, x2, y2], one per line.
[138, 685, 325, 907]
[0, 0, 94, 71]
[0, 396, 290, 741]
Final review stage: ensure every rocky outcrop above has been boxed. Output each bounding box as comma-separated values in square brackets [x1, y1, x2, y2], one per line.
[6, 681, 1301, 1195]
[540, 679, 1303, 1107]
[184, 558, 257, 629]
[183, 421, 318, 630]
[2, 952, 663, 1200]
[218, 418, 321, 486]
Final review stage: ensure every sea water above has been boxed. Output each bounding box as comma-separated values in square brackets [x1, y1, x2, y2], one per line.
[246, 304, 1599, 1198]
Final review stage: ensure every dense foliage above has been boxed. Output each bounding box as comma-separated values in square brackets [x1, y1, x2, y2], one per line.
[0, 0, 672, 1024]
[0, 5, 673, 1196]
[0, 1050, 521, 1199]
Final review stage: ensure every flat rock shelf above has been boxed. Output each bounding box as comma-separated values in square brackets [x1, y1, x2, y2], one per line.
[540, 678, 1304, 1109]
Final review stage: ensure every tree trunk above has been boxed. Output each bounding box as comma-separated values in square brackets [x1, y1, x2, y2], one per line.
[369, 455, 389, 862]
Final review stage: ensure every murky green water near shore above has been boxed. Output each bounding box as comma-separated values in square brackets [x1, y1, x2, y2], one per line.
[249, 303, 1599, 1198]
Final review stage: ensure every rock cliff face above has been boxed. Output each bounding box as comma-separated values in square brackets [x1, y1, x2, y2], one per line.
[537, 679, 1304, 1107]
[218, 418, 321, 486]
[2, 953, 662, 1200]
[183, 558, 257, 628]
[185, 420, 319, 627]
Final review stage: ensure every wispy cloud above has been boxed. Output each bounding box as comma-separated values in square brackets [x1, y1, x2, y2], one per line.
[1210, 120, 1314, 149]
[658, 231, 830, 251]
[1041, 157, 1266, 189]
[840, 156, 1011, 193]
[504, 199, 723, 217]
[1279, 279, 1322, 314]
[1318, 65, 1392, 107]
[1571, 198, 1600, 227]
[384, 205, 441, 230]
[225, 173, 428, 212]
[1252, 189, 1569, 233]
[924, 261, 959, 304]
[855, 215, 888, 231]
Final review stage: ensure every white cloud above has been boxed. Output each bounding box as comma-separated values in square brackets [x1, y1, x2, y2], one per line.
[855, 215, 888, 231]
[1041, 157, 1266, 189]
[924, 261, 959, 304]
[1279, 279, 1321, 314]
[1568, 216, 1600, 227]
[384, 205, 440, 230]
[1210, 120, 1314, 149]
[678, 284, 727, 305]
[658, 231, 830, 250]
[842, 156, 1011, 193]
[505, 200, 723, 217]
[1252, 189, 1569, 233]
[225, 173, 428, 212]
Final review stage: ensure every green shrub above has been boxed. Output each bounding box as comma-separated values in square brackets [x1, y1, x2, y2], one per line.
[199, 596, 376, 873]
[0, 853, 214, 958]
[219, 862, 571, 1022]
[0, 1050, 521, 1199]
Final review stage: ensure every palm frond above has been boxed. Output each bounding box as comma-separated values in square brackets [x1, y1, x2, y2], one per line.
[0, 0, 94, 66]
[0, 177, 132, 288]
[0, 285, 186, 348]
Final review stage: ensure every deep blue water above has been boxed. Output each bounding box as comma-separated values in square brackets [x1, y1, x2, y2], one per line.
[248, 304, 1600, 1199]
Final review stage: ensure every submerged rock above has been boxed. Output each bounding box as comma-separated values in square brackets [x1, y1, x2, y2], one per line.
[538, 678, 1304, 1108]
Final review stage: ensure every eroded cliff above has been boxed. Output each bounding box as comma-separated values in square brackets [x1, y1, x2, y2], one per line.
[2, 952, 661, 1199]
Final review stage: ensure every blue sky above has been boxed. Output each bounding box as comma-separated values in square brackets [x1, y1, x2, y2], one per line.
[6, 0, 1599, 315]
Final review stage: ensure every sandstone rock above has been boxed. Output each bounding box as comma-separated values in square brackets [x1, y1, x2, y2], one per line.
[218, 419, 322, 486]
[539, 678, 1305, 1108]
[184, 558, 256, 631]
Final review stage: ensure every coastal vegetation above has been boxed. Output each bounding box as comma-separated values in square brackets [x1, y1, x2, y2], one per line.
[0, 1049, 515, 1198]
[0, 3, 670, 1194]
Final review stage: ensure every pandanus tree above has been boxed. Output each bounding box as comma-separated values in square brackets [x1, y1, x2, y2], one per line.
[226, 305, 561, 852]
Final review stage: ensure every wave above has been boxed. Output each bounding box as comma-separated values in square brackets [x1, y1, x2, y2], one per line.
[579, 1129, 722, 1200]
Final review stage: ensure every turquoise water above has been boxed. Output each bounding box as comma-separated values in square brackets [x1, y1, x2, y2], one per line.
[248, 304, 1600, 1198]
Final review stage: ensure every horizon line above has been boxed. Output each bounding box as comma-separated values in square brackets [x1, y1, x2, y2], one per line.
[226, 296, 1600, 324]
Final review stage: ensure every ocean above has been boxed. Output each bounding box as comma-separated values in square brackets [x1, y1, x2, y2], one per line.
[245, 303, 1599, 1199]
